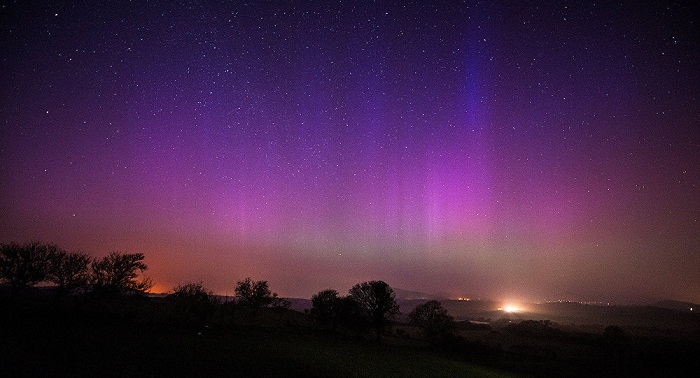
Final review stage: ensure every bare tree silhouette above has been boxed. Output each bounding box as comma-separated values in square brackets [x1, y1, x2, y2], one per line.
[90, 252, 152, 296]
[311, 289, 341, 332]
[348, 280, 399, 340]
[235, 278, 288, 311]
[408, 300, 456, 343]
[47, 251, 91, 295]
[169, 282, 219, 325]
[0, 242, 59, 297]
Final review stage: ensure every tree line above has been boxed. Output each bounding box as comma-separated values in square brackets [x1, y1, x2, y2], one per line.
[1, 241, 456, 343]
[0, 241, 151, 297]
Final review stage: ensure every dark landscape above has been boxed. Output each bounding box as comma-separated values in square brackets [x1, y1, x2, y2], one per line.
[1, 244, 699, 377]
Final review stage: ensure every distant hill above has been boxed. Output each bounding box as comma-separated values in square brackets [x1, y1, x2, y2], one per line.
[652, 300, 698, 312]
[286, 297, 312, 313]
[392, 288, 445, 300]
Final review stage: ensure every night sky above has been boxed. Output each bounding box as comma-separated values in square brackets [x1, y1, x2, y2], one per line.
[1, 1, 698, 303]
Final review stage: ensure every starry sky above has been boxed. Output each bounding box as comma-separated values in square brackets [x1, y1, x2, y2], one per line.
[1, 1, 699, 303]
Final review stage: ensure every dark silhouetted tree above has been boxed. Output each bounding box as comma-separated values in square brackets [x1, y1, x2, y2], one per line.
[408, 300, 456, 343]
[337, 295, 371, 338]
[0, 242, 59, 296]
[90, 252, 152, 296]
[47, 251, 91, 295]
[311, 289, 341, 332]
[168, 282, 219, 325]
[348, 280, 399, 339]
[235, 278, 286, 310]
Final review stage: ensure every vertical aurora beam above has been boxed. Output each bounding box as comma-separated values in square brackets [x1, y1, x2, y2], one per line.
[424, 3, 496, 241]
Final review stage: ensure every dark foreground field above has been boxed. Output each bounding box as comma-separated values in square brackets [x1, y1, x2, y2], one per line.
[1, 317, 504, 377]
[1, 295, 510, 377]
[3, 292, 700, 377]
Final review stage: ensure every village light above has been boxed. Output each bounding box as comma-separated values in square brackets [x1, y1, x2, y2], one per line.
[503, 305, 520, 313]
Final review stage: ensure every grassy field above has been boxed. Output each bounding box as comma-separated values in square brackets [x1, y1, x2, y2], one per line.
[4, 291, 700, 377]
[0, 300, 514, 377]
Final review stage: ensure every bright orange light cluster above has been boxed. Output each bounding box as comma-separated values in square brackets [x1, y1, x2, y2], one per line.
[503, 305, 520, 313]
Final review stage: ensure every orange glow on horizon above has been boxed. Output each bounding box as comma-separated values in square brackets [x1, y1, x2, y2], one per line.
[503, 305, 519, 313]
[498, 303, 523, 313]
[147, 283, 169, 294]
